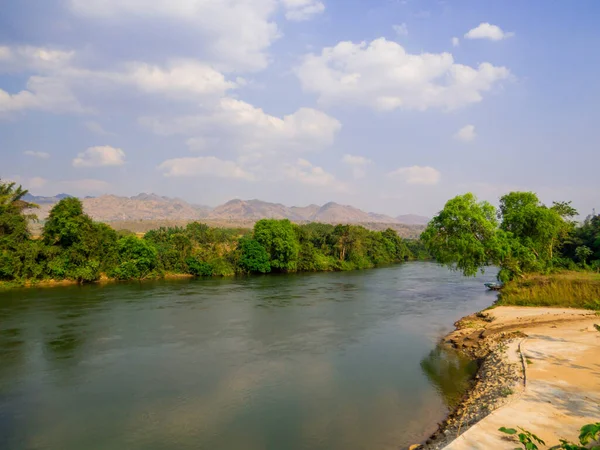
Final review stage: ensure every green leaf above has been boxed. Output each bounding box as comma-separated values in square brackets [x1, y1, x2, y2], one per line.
[579, 423, 600, 445]
[499, 427, 518, 435]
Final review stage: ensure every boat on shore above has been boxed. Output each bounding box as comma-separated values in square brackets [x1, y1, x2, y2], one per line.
[484, 282, 503, 291]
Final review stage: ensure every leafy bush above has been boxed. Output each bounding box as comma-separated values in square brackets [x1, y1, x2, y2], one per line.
[186, 258, 214, 277]
[500, 422, 600, 449]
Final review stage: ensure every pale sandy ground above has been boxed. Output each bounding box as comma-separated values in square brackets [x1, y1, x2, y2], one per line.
[444, 307, 600, 450]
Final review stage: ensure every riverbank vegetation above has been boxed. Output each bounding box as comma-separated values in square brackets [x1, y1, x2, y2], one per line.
[0, 180, 422, 286]
[495, 272, 600, 310]
[422, 191, 600, 309]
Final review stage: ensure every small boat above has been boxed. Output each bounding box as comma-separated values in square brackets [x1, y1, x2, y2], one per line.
[484, 282, 503, 291]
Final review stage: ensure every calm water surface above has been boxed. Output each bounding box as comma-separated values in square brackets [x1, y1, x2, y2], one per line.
[0, 262, 498, 450]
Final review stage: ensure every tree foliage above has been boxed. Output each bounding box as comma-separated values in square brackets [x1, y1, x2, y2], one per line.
[0, 180, 421, 285]
[422, 191, 588, 280]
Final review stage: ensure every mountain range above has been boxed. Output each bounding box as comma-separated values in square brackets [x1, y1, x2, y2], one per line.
[24, 193, 430, 226]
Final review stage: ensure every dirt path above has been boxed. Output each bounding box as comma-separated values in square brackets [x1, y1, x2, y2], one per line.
[443, 307, 600, 449]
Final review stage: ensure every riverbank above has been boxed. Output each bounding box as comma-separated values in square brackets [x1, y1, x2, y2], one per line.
[420, 306, 600, 449]
[0, 273, 196, 290]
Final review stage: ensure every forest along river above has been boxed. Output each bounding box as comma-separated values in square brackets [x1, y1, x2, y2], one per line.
[0, 262, 499, 450]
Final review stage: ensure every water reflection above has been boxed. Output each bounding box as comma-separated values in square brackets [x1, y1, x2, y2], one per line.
[420, 345, 478, 409]
[0, 262, 497, 450]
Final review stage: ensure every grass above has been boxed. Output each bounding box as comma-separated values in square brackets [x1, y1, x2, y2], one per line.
[497, 271, 600, 310]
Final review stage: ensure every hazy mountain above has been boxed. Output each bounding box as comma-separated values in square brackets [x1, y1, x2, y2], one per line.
[23, 193, 72, 204]
[396, 214, 430, 225]
[209, 199, 300, 221]
[26, 193, 425, 233]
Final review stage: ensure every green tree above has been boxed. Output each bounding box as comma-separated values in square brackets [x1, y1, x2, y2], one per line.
[43, 197, 92, 248]
[499, 192, 573, 264]
[253, 219, 300, 272]
[421, 193, 502, 276]
[111, 236, 158, 280]
[238, 237, 271, 273]
[575, 245, 593, 267]
[0, 180, 37, 249]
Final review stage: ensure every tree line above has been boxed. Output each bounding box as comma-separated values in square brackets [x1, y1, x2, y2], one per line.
[421, 191, 600, 281]
[0, 180, 424, 284]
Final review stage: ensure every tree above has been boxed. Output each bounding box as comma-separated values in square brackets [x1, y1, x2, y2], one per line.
[253, 219, 299, 272]
[238, 237, 271, 273]
[421, 193, 502, 276]
[575, 245, 593, 267]
[499, 192, 573, 264]
[111, 236, 158, 280]
[43, 197, 93, 248]
[0, 179, 37, 249]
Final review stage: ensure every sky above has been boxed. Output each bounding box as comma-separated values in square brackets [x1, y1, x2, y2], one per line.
[2, 0, 599, 217]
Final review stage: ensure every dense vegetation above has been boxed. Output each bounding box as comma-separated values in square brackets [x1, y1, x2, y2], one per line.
[0, 181, 420, 285]
[422, 191, 600, 282]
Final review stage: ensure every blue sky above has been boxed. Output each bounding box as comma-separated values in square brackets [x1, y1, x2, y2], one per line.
[2, 0, 599, 217]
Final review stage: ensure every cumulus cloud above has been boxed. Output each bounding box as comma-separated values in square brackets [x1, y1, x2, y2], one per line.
[117, 61, 237, 98]
[140, 98, 341, 155]
[295, 38, 511, 111]
[158, 156, 254, 180]
[284, 158, 347, 191]
[393, 23, 408, 36]
[282, 0, 325, 21]
[454, 124, 476, 142]
[452, 37, 460, 47]
[342, 154, 372, 179]
[388, 165, 440, 185]
[24, 150, 50, 159]
[464, 23, 514, 41]
[0, 44, 240, 116]
[68, 0, 282, 72]
[0, 45, 74, 73]
[73, 146, 126, 167]
[0, 76, 85, 115]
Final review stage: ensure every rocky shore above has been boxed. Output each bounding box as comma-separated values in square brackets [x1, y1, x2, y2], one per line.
[410, 306, 600, 450]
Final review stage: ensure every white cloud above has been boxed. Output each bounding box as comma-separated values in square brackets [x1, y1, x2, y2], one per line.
[464, 23, 514, 41]
[118, 60, 237, 98]
[454, 124, 476, 142]
[342, 154, 372, 179]
[388, 165, 441, 185]
[0, 76, 85, 115]
[295, 38, 511, 111]
[393, 23, 408, 36]
[282, 0, 325, 21]
[284, 158, 347, 191]
[140, 98, 341, 155]
[68, 0, 282, 72]
[73, 146, 126, 167]
[452, 37, 460, 47]
[0, 45, 75, 73]
[158, 156, 254, 180]
[24, 150, 50, 159]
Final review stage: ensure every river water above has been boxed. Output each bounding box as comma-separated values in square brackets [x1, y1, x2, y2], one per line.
[0, 262, 498, 450]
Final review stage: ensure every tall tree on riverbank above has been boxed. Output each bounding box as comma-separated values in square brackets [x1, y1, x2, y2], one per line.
[422, 192, 578, 281]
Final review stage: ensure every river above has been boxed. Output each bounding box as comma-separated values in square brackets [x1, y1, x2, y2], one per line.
[0, 262, 498, 450]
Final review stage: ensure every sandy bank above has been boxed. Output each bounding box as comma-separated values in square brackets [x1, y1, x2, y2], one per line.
[423, 307, 600, 449]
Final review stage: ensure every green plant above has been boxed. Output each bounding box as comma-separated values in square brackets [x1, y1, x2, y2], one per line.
[499, 427, 545, 450]
[499, 422, 600, 450]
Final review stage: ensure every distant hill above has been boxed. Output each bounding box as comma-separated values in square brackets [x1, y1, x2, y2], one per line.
[23, 193, 72, 204]
[29, 193, 211, 222]
[396, 214, 430, 225]
[25, 193, 425, 237]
